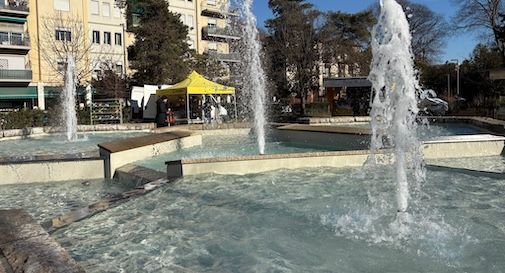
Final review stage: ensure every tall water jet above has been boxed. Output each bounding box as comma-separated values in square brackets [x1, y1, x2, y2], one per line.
[368, 0, 424, 215]
[243, 0, 267, 155]
[61, 54, 78, 141]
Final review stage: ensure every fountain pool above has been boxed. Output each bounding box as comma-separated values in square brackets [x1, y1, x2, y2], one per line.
[327, 122, 492, 140]
[50, 163, 505, 272]
[137, 133, 334, 171]
[0, 178, 138, 222]
[0, 131, 149, 159]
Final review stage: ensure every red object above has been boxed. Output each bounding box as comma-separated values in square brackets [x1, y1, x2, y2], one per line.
[167, 111, 176, 125]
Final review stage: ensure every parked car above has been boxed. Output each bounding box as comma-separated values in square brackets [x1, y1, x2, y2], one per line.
[418, 89, 449, 116]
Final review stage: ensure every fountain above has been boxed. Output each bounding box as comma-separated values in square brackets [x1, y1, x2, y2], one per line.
[368, 0, 424, 216]
[61, 54, 78, 142]
[243, 0, 267, 155]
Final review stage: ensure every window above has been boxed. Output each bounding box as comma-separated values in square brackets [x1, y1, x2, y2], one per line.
[114, 33, 122, 46]
[54, 0, 69, 11]
[113, 5, 121, 18]
[187, 15, 194, 29]
[92, 31, 100, 44]
[55, 29, 71, 41]
[102, 2, 110, 17]
[207, 18, 217, 28]
[93, 69, 102, 79]
[90, 0, 99, 15]
[207, 0, 216, 5]
[11, 33, 22, 45]
[104, 32, 111, 44]
[115, 63, 123, 74]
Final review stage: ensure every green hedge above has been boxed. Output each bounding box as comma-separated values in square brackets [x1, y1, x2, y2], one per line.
[0, 108, 95, 130]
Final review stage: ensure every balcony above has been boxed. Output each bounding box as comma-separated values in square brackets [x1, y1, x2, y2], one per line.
[0, 0, 29, 16]
[205, 50, 241, 63]
[201, 0, 238, 17]
[0, 32, 30, 52]
[203, 26, 241, 40]
[0, 69, 32, 82]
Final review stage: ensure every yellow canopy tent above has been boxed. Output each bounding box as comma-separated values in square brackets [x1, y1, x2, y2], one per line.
[156, 71, 235, 96]
[155, 71, 237, 124]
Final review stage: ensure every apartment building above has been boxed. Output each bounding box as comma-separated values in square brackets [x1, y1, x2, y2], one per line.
[162, 0, 241, 63]
[0, 0, 32, 109]
[196, 0, 240, 63]
[88, 0, 128, 77]
[0, 0, 129, 110]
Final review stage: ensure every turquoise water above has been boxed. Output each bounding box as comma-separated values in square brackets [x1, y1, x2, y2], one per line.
[138, 134, 333, 171]
[51, 164, 505, 272]
[0, 131, 148, 158]
[0, 179, 137, 222]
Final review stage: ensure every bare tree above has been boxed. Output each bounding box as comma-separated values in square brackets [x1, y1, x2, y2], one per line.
[452, 0, 505, 59]
[91, 62, 129, 99]
[373, 0, 448, 62]
[35, 12, 95, 86]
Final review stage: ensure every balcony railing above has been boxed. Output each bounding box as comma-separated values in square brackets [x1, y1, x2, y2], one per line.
[0, 69, 32, 81]
[0, 32, 30, 47]
[203, 26, 241, 40]
[201, 0, 238, 17]
[0, 0, 29, 12]
[205, 50, 241, 63]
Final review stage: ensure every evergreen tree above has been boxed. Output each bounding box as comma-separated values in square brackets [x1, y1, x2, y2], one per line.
[128, 0, 190, 85]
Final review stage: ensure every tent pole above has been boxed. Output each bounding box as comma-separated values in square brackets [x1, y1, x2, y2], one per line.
[186, 93, 190, 124]
[234, 94, 238, 121]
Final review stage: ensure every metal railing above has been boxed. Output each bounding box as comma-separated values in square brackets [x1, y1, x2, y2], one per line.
[0, 0, 29, 12]
[205, 50, 241, 62]
[201, 0, 238, 16]
[0, 69, 32, 80]
[0, 32, 29, 47]
[203, 26, 241, 39]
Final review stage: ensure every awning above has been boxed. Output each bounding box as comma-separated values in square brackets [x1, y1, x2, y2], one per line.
[0, 16, 26, 23]
[156, 71, 235, 97]
[0, 86, 36, 99]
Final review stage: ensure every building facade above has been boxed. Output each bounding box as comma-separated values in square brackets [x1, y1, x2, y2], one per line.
[0, 0, 129, 110]
[0, 0, 32, 109]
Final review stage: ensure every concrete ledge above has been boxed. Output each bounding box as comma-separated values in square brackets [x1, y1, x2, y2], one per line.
[0, 151, 99, 164]
[277, 124, 371, 135]
[114, 164, 166, 185]
[0, 209, 85, 273]
[98, 130, 193, 153]
[167, 150, 381, 177]
[298, 116, 371, 124]
[423, 134, 505, 159]
[100, 131, 202, 178]
[0, 158, 104, 185]
[166, 135, 505, 177]
[0, 123, 154, 140]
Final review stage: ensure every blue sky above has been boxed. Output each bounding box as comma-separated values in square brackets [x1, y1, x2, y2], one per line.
[252, 0, 480, 63]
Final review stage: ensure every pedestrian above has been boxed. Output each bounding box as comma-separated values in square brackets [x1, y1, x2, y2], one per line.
[155, 96, 168, 128]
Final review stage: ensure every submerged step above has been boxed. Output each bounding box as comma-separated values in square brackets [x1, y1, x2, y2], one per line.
[0, 209, 85, 273]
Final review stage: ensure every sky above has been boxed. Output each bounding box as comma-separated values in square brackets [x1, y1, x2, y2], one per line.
[252, 0, 480, 64]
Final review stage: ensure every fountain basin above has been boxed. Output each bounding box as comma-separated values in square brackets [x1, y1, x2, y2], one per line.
[50, 164, 505, 272]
